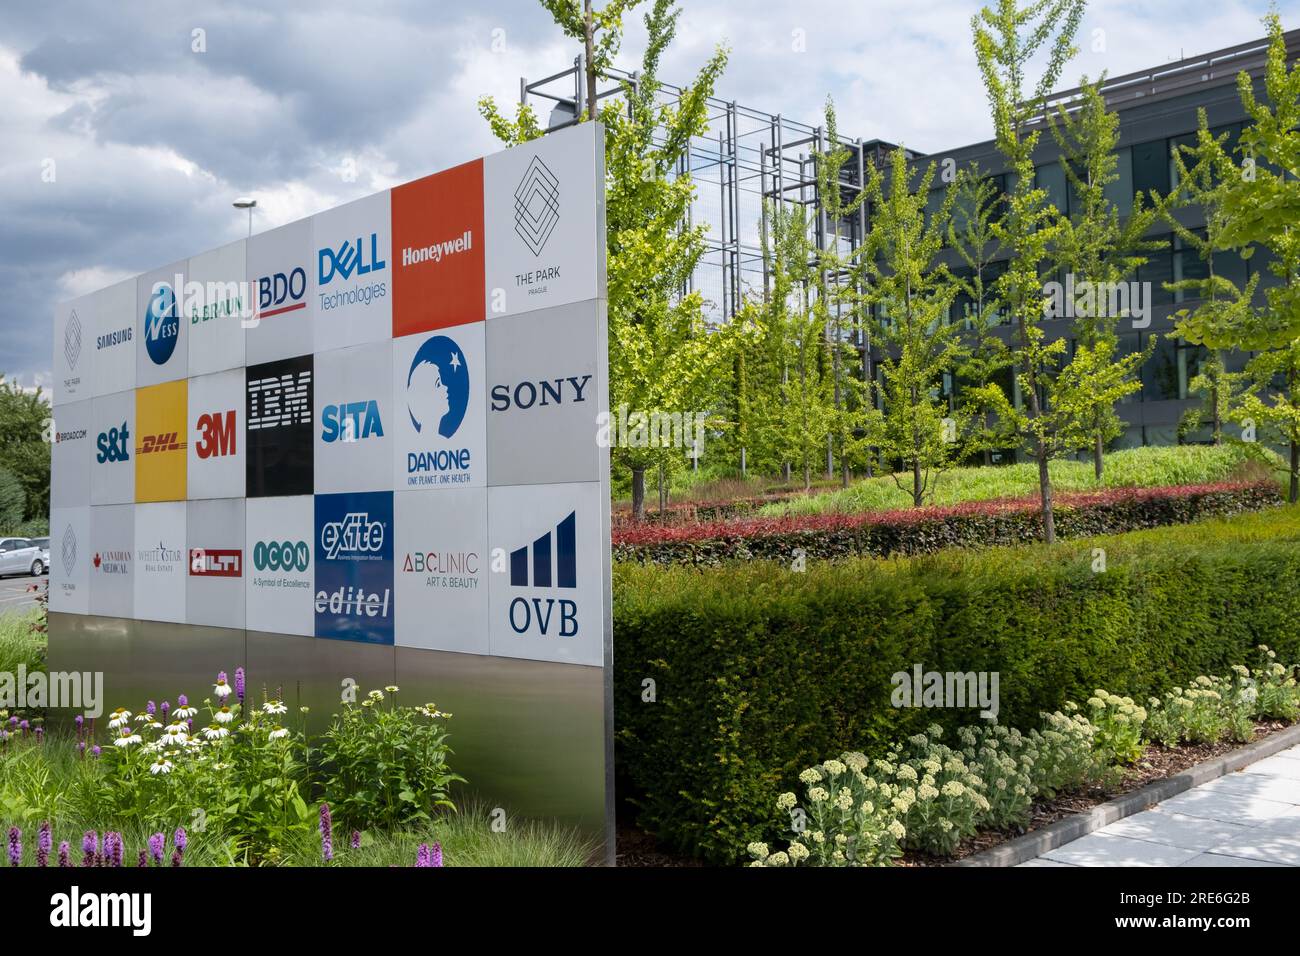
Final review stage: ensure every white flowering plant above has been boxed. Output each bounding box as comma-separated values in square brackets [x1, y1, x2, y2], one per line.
[957, 724, 1035, 830]
[1251, 646, 1300, 721]
[1084, 689, 1147, 765]
[1024, 707, 1111, 798]
[883, 727, 988, 856]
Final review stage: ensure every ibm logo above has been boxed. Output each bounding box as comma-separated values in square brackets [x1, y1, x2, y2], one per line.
[249, 370, 312, 429]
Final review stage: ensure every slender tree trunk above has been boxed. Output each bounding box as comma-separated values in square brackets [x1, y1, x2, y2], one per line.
[1212, 351, 1223, 445]
[583, 1, 597, 119]
[1038, 441, 1056, 544]
[1093, 431, 1104, 482]
[631, 466, 646, 522]
[657, 462, 666, 522]
[912, 458, 923, 508]
[1291, 440, 1299, 506]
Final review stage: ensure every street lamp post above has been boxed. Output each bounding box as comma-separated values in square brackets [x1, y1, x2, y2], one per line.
[233, 197, 257, 237]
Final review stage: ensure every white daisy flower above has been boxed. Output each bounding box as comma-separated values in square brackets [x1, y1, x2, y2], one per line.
[114, 731, 143, 748]
[268, 728, 290, 740]
[203, 725, 229, 741]
[149, 757, 174, 775]
[215, 707, 234, 724]
[108, 709, 132, 729]
[262, 700, 288, 715]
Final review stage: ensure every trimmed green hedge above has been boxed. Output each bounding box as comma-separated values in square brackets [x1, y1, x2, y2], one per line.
[613, 507, 1300, 863]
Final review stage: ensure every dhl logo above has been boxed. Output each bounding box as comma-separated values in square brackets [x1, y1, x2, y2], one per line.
[137, 432, 187, 455]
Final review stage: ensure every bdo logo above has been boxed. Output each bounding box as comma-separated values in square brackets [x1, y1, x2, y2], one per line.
[144, 283, 180, 365]
[253, 539, 310, 573]
[96, 422, 131, 464]
[195, 410, 237, 459]
[257, 267, 308, 318]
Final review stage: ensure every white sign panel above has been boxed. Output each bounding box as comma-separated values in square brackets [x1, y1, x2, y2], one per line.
[312, 191, 392, 352]
[186, 497, 246, 629]
[91, 278, 137, 398]
[187, 239, 248, 376]
[51, 399, 92, 508]
[245, 495, 315, 637]
[133, 502, 187, 624]
[90, 389, 135, 505]
[89, 503, 134, 619]
[246, 217, 315, 364]
[314, 340, 393, 494]
[187, 368, 246, 500]
[394, 488, 488, 654]
[49, 507, 90, 614]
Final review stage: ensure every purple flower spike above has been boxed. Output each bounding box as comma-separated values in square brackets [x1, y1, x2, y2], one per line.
[161, 701, 170, 721]
[137, 850, 148, 868]
[105, 831, 123, 868]
[19, 720, 28, 733]
[148, 832, 165, 865]
[234, 667, 245, 704]
[91, 745, 102, 757]
[416, 843, 430, 867]
[81, 830, 97, 867]
[37, 821, 51, 868]
[351, 830, 361, 850]
[177, 694, 188, 708]
[319, 804, 334, 862]
[74, 714, 84, 730]
[8, 827, 22, 867]
[58, 842, 70, 868]
[170, 848, 182, 867]
[430, 841, 443, 867]
[78, 741, 86, 755]
[34, 726, 43, 744]
[173, 827, 187, 853]
[146, 700, 156, 716]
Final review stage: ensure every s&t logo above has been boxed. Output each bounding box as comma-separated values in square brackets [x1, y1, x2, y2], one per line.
[96, 422, 131, 463]
[144, 283, 180, 365]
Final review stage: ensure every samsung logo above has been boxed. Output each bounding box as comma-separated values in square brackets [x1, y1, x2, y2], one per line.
[97, 327, 132, 350]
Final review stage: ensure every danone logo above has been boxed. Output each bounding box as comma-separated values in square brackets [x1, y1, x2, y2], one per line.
[253, 539, 310, 573]
[144, 283, 181, 365]
[406, 335, 469, 438]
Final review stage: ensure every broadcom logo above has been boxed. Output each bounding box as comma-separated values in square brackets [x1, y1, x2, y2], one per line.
[392, 159, 484, 336]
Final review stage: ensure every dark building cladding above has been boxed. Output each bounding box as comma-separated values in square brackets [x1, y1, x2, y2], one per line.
[522, 29, 1300, 459]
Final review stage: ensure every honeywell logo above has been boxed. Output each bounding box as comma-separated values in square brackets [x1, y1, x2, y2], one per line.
[401, 231, 473, 268]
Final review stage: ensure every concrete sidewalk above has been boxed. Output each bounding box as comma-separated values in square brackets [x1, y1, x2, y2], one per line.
[1020, 744, 1300, 867]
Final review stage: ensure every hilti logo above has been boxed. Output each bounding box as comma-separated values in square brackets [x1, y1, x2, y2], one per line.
[138, 432, 186, 454]
[189, 548, 242, 577]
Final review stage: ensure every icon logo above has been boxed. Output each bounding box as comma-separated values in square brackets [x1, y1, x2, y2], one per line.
[318, 235, 386, 285]
[514, 156, 560, 256]
[253, 539, 310, 573]
[144, 283, 181, 365]
[64, 309, 83, 369]
[506, 510, 577, 637]
[322, 401, 383, 443]
[189, 548, 242, 577]
[61, 525, 77, 577]
[406, 335, 469, 439]
[194, 410, 237, 459]
[256, 268, 308, 318]
[96, 422, 131, 463]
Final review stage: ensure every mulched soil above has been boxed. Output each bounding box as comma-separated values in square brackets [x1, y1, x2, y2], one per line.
[615, 719, 1295, 867]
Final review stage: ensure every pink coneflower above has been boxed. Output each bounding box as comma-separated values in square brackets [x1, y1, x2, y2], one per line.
[37, 821, 51, 867]
[58, 842, 70, 867]
[319, 804, 334, 862]
[8, 826, 21, 867]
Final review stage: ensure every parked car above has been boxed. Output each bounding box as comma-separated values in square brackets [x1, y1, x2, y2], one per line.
[32, 537, 49, 574]
[0, 537, 44, 577]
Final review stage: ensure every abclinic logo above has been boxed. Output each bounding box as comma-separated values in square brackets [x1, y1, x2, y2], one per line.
[194, 410, 237, 459]
[189, 548, 242, 577]
[96, 422, 130, 463]
[506, 510, 578, 637]
[322, 400, 383, 443]
[253, 539, 310, 573]
[402, 549, 479, 586]
[514, 156, 560, 256]
[144, 282, 181, 365]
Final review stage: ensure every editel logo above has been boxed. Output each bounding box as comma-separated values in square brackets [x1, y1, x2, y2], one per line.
[194, 410, 237, 459]
[144, 283, 181, 365]
[314, 491, 394, 644]
[96, 422, 131, 463]
[189, 548, 242, 577]
[507, 510, 577, 637]
[322, 401, 384, 443]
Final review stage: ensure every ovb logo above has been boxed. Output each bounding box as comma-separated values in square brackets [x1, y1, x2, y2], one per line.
[318, 234, 385, 285]
[96, 422, 130, 463]
[253, 540, 310, 573]
[144, 283, 180, 365]
[407, 335, 468, 438]
[507, 510, 578, 638]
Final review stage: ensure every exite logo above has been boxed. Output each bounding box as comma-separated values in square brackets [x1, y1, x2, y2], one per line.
[320, 512, 385, 561]
[506, 510, 578, 638]
[194, 410, 237, 459]
[490, 375, 592, 412]
[253, 539, 310, 573]
[256, 267, 308, 319]
[63, 309, 83, 370]
[96, 422, 131, 463]
[322, 400, 383, 443]
[248, 368, 312, 430]
[189, 548, 242, 577]
[144, 283, 181, 365]
[514, 156, 560, 256]
[319, 235, 385, 285]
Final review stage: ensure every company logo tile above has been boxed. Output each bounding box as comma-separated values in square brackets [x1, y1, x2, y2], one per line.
[392, 159, 485, 336]
[246, 356, 314, 497]
[256, 266, 308, 319]
[61, 524, 77, 577]
[314, 491, 394, 644]
[144, 283, 181, 366]
[189, 548, 242, 577]
[505, 510, 578, 638]
[312, 191, 391, 351]
[96, 422, 130, 463]
[135, 380, 188, 502]
[514, 156, 560, 256]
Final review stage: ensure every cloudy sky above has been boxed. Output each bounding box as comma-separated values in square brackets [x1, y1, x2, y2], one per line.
[4, 0, 1296, 390]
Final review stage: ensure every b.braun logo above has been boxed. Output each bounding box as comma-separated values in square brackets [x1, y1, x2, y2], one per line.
[320, 512, 385, 561]
[144, 283, 181, 365]
[322, 400, 383, 443]
[189, 548, 242, 577]
[514, 156, 560, 256]
[507, 510, 577, 637]
[96, 422, 131, 463]
[138, 432, 186, 455]
[407, 336, 468, 439]
[63, 309, 83, 370]
[318, 235, 385, 285]
[490, 375, 592, 411]
[253, 539, 310, 573]
[257, 267, 307, 318]
[194, 410, 237, 459]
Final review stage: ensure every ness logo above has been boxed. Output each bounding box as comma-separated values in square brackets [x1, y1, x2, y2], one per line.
[507, 510, 578, 638]
[96, 422, 130, 463]
[144, 284, 181, 365]
[322, 401, 383, 443]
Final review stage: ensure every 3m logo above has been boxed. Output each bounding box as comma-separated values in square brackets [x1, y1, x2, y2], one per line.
[195, 410, 237, 459]
[189, 548, 242, 577]
[138, 433, 186, 454]
[514, 156, 560, 256]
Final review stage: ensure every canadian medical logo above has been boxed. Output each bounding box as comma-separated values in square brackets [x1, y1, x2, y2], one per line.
[194, 410, 237, 459]
[96, 422, 131, 463]
[514, 156, 560, 256]
[144, 283, 181, 365]
[507, 510, 578, 637]
[189, 548, 242, 577]
[93, 550, 131, 574]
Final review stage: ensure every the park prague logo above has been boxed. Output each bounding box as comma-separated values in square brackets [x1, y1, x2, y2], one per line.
[135, 380, 187, 502]
[314, 492, 394, 644]
[62, 307, 83, 391]
[507, 510, 578, 638]
[404, 334, 472, 486]
[143, 282, 181, 365]
[189, 548, 242, 577]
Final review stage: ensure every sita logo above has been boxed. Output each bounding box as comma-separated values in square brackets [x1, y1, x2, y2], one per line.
[322, 401, 383, 443]
[96, 422, 131, 463]
[318, 235, 385, 285]
[320, 512, 385, 560]
[144, 283, 180, 365]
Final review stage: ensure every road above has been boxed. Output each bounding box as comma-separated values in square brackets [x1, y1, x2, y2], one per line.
[0, 575, 46, 616]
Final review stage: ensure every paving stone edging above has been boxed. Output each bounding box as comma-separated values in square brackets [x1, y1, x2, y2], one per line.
[955, 722, 1300, 867]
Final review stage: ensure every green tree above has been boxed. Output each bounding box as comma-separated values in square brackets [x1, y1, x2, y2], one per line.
[0, 376, 51, 523]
